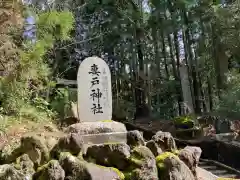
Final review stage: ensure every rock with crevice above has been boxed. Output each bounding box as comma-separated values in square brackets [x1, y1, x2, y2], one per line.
[3, 135, 49, 167]
[33, 160, 65, 180]
[152, 131, 177, 152]
[178, 146, 202, 177]
[156, 153, 195, 180]
[128, 146, 158, 180]
[14, 154, 35, 177]
[146, 140, 163, 157]
[59, 152, 124, 180]
[127, 130, 145, 148]
[50, 133, 84, 158]
[0, 164, 26, 180]
[85, 143, 130, 170]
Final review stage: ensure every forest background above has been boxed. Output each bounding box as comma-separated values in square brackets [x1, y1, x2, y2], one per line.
[1, 0, 240, 128]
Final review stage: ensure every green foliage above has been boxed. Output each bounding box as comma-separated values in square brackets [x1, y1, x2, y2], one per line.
[156, 152, 177, 167]
[0, 4, 74, 122]
[113, 97, 135, 120]
[50, 88, 71, 118]
[214, 71, 240, 119]
[174, 115, 196, 129]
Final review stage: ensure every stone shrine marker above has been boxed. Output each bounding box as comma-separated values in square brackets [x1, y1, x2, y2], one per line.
[77, 56, 112, 122]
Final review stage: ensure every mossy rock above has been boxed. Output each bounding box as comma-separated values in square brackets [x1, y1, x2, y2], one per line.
[14, 154, 35, 176]
[0, 164, 26, 180]
[156, 152, 179, 169]
[50, 133, 83, 159]
[130, 146, 155, 168]
[33, 160, 65, 180]
[96, 165, 125, 180]
[128, 146, 158, 180]
[84, 143, 130, 170]
[59, 152, 124, 180]
[174, 115, 195, 129]
[3, 135, 49, 167]
[172, 149, 180, 155]
[101, 120, 113, 122]
[156, 153, 195, 180]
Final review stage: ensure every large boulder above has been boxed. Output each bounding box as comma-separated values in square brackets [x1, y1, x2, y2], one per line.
[33, 160, 65, 180]
[85, 143, 130, 170]
[178, 146, 202, 177]
[59, 152, 124, 180]
[146, 140, 163, 157]
[65, 121, 127, 135]
[50, 133, 84, 158]
[3, 135, 49, 167]
[152, 131, 177, 152]
[127, 130, 145, 148]
[128, 146, 158, 180]
[156, 152, 195, 180]
[20, 135, 49, 167]
[14, 154, 35, 178]
[0, 164, 26, 180]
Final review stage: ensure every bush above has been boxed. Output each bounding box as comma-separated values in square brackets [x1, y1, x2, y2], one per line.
[50, 88, 72, 119]
[214, 71, 240, 119]
[173, 114, 196, 129]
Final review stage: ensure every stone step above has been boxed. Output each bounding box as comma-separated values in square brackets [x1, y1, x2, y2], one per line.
[199, 160, 240, 179]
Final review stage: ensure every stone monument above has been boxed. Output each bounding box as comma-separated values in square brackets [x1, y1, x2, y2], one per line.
[76, 56, 127, 146]
[77, 56, 112, 122]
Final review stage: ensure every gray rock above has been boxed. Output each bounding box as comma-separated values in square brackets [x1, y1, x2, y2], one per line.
[85, 143, 130, 170]
[146, 140, 162, 156]
[178, 146, 202, 177]
[159, 156, 195, 180]
[0, 164, 26, 180]
[59, 152, 123, 180]
[15, 154, 35, 177]
[127, 130, 145, 148]
[33, 160, 65, 180]
[129, 146, 158, 180]
[65, 121, 127, 135]
[4, 135, 49, 167]
[50, 133, 84, 158]
[152, 131, 177, 151]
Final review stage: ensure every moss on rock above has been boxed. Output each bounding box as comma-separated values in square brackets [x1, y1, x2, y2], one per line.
[156, 152, 179, 169]
[174, 115, 195, 129]
[59, 152, 124, 180]
[14, 154, 35, 176]
[33, 160, 65, 180]
[101, 120, 113, 122]
[128, 146, 158, 180]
